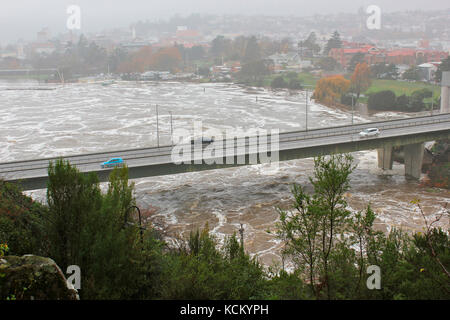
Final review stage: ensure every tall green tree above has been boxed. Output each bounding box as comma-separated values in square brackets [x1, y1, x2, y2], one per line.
[276, 154, 356, 299]
[347, 52, 365, 73]
[324, 31, 342, 55]
[46, 159, 102, 271]
[299, 32, 321, 57]
[240, 59, 269, 80]
[210, 35, 228, 60]
[45, 159, 162, 299]
[243, 36, 261, 63]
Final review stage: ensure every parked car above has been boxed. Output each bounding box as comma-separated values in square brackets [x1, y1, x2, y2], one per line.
[359, 128, 380, 138]
[101, 157, 124, 168]
[190, 137, 215, 145]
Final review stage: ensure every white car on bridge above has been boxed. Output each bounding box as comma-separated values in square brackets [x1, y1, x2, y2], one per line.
[359, 128, 380, 138]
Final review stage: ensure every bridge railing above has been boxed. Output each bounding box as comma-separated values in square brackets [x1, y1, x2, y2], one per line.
[1, 114, 449, 174]
[279, 115, 449, 142]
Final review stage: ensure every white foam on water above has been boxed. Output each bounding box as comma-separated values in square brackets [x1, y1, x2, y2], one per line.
[3, 81, 449, 269]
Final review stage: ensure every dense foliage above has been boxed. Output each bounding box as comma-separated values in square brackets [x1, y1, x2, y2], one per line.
[274, 154, 449, 299]
[0, 180, 47, 256]
[324, 31, 342, 55]
[367, 88, 434, 112]
[367, 90, 397, 111]
[0, 155, 448, 300]
[312, 75, 350, 105]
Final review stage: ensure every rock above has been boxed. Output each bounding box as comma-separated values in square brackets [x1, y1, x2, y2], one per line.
[0, 255, 79, 300]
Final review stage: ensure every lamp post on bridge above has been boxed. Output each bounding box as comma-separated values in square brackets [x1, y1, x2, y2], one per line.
[156, 104, 160, 148]
[303, 84, 314, 131]
[430, 86, 436, 116]
[170, 111, 173, 147]
[349, 92, 357, 125]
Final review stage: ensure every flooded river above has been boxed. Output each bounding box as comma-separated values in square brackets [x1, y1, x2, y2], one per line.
[1, 80, 448, 268]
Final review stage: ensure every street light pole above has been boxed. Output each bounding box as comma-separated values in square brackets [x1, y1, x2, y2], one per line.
[156, 104, 160, 148]
[302, 84, 314, 131]
[351, 94, 354, 125]
[170, 111, 173, 147]
[431, 88, 434, 116]
[305, 88, 308, 131]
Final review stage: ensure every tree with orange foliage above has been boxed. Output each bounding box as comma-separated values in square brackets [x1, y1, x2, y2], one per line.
[151, 47, 182, 72]
[118, 46, 153, 73]
[117, 46, 182, 73]
[350, 62, 372, 102]
[312, 75, 350, 105]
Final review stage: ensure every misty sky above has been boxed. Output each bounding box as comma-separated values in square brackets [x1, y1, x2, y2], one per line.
[1, 0, 449, 44]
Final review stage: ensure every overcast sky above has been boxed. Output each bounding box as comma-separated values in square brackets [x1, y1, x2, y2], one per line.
[0, 0, 449, 44]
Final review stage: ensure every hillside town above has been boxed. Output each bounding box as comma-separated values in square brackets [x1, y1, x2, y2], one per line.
[0, 10, 449, 84]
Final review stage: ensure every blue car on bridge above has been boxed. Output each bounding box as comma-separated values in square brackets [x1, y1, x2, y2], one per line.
[101, 157, 125, 169]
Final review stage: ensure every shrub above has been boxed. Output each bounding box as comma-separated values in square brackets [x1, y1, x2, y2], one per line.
[288, 78, 303, 90]
[271, 76, 288, 89]
[340, 93, 354, 106]
[408, 89, 432, 112]
[368, 90, 396, 111]
[396, 94, 410, 110]
[0, 180, 47, 256]
[160, 227, 267, 300]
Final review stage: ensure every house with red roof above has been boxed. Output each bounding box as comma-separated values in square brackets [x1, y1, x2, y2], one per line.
[329, 44, 448, 69]
[329, 46, 384, 68]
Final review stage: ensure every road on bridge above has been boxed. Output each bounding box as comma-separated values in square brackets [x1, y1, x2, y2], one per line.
[1, 114, 449, 190]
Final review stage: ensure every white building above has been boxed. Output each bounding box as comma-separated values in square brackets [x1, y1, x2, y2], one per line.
[418, 62, 439, 81]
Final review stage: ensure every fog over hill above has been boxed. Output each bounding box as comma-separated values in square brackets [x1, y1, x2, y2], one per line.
[1, 0, 449, 43]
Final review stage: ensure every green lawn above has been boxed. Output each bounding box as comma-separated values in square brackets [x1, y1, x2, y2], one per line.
[237, 73, 440, 102]
[364, 79, 440, 97]
[356, 79, 441, 104]
[297, 72, 318, 87]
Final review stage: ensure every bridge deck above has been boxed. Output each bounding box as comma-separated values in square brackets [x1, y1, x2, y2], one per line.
[1, 114, 449, 190]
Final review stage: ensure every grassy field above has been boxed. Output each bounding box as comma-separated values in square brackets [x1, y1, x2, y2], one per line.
[259, 75, 440, 94]
[238, 72, 440, 105]
[297, 72, 318, 87]
[364, 79, 440, 97]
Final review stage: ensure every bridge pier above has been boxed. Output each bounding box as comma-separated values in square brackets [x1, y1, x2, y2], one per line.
[404, 143, 424, 179]
[377, 147, 393, 170]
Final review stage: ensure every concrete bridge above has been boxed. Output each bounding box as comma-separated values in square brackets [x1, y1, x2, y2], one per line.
[1, 113, 449, 191]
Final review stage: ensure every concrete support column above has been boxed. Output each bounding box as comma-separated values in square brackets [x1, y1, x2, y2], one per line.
[404, 143, 424, 179]
[441, 85, 449, 114]
[377, 146, 393, 170]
